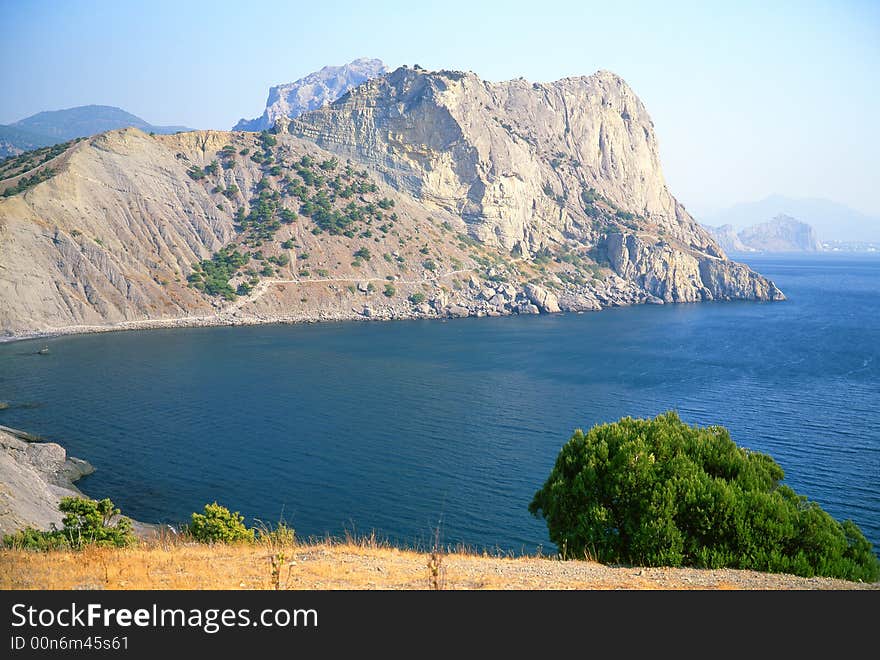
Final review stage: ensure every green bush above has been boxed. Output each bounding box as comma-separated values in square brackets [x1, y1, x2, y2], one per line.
[408, 292, 426, 304]
[3, 526, 70, 551]
[3, 497, 134, 551]
[187, 502, 255, 544]
[529, 412, 879, 582]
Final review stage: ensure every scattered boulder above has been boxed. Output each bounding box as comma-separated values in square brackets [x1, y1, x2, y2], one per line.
[524, 283, 561, 313]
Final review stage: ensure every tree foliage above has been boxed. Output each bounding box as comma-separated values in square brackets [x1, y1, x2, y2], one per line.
[187, 502, 255, 544]
[529, 411, 879, 582]
[3, 497, 134, 551]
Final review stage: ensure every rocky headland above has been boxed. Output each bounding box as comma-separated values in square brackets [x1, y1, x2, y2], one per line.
[0, 64, 783, 342]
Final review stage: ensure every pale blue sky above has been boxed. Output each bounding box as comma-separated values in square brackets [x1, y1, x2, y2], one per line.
[1, 0, 878, 216]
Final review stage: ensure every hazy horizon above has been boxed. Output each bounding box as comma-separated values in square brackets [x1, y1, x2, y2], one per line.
[1, 0, 878, 218]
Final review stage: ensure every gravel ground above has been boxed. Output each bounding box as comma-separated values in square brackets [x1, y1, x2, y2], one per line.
[285, 546, 880, 590]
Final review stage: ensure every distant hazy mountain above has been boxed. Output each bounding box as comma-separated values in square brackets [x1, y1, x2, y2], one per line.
[700, 195, 880, 243]
[705, 215, 823, 253]
[233, 57, 387, 131]
[0, 105, 192, 158]
[704, 224, 752, 253]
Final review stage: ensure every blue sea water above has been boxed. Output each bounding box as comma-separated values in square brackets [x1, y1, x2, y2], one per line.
[0, 255, 877, 554]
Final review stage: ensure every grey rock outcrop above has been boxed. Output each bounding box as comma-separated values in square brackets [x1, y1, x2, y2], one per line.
[524, 283, 561, 313]
[0, 428, 94, 536]
[602, 232, 783, 302]
[233, 58, 387, 132]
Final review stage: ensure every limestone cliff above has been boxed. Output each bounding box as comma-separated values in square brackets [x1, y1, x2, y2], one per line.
[292, 66, 783, 303]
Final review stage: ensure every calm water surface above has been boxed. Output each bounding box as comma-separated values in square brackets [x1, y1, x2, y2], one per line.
[1, 255, 877, 553]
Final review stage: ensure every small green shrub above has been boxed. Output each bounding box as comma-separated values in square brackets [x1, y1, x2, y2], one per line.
[187, 502, 255, 544]
[2, 497, 134, 551]
[3, 526, 69, 551]
[409, 293, 426, 304]
[257, 521, 296, 547]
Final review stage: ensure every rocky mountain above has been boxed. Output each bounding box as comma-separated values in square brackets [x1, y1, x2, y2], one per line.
[0, 65, 783, 341]
[701, 195, 880, 243]
[291, 66, 783, 304]
[233, 58, 387, 132]
[705, 215, 823, 253]
[0, 105, 192, 158]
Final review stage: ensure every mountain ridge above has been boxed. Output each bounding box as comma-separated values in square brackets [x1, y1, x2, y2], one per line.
[0, 105, 192, 158]
[701, 195, 880, 243]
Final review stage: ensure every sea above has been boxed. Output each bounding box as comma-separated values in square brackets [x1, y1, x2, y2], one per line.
[1, 254, 877, 554]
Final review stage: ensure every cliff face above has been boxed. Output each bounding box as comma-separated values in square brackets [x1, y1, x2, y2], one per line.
[233, 58, 387, 132]
[292, 66, 783, 303]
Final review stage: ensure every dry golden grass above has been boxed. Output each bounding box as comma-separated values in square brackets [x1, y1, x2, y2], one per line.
[1, 534, 877, 590]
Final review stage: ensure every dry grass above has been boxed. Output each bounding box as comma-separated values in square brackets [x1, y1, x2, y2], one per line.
[1, 534, 877, 590]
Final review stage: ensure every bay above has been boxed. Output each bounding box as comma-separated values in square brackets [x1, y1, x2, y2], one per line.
[1, 254, 877, 554]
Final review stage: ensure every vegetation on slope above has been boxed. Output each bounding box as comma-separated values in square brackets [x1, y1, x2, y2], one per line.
[0, 137, 83, 195]
[184, 131, 407, 301]
[529, 411, 880, 582]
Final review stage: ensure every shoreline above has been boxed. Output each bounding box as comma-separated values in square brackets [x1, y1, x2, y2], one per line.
[0, 304, 580, 345]
[0, 292, 785, 346]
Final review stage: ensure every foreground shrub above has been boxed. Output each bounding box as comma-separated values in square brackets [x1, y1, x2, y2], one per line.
[3, 497, 134, 550]
[187, 502, 255, 544]
[257, 521, 296, 548]
[529, 411, 879, 582]
[3, 526, 70, 551]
